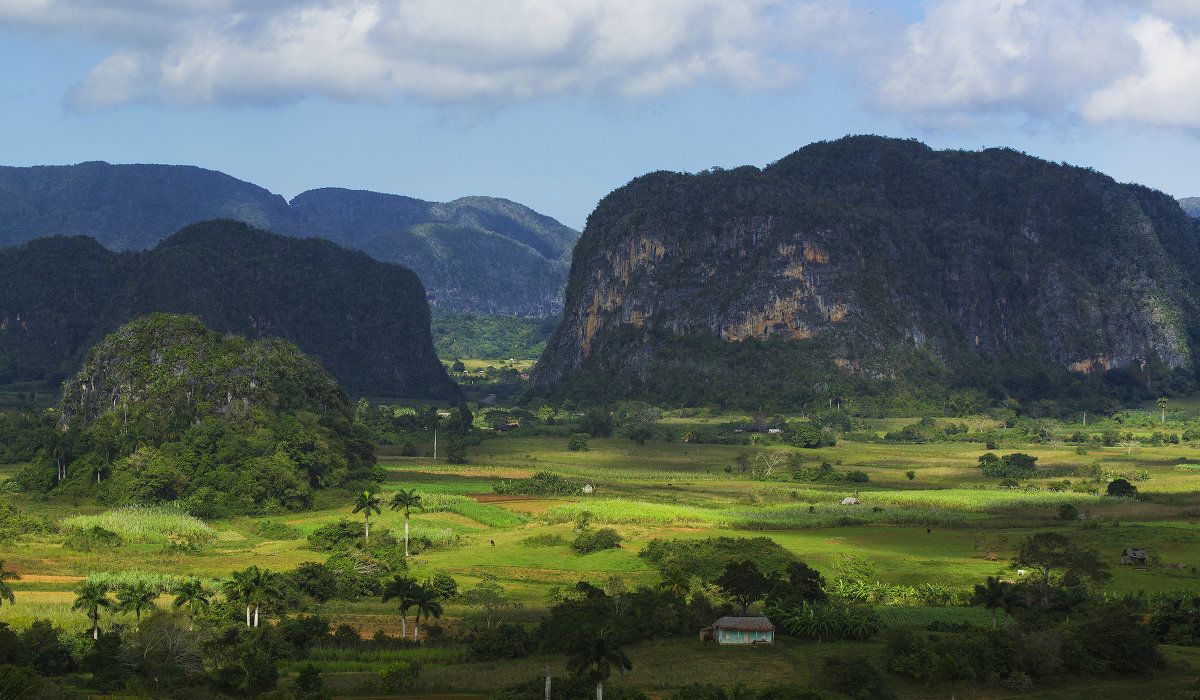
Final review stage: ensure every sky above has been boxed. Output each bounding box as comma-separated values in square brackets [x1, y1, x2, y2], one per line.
[1, 0, 1198, 231]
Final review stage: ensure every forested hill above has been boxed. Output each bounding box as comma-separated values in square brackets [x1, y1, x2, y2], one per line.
[0, 220, 460, 399]
[533, 135, 1200, 411]
[0, 162, 578, 317]
[1181, 197, 1200, 218]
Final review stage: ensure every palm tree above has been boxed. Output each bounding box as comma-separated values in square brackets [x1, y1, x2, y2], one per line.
[382, 576, 420, 638]
[970, 576, 1023, 628]
[656, 567, 690, 600]
[566, 628, 632, 700]
[115, 579, 161, 632]
[353, 490, 382, 543]
[43, 430, 68, 482]
[223, 567, 255, 627]
[1158, 396, 1168, 423]
[0, 560, 20, 607]
[172, 578, 212, 630]
[411, 585, 444, 641]
[223, 565, 283, 627]
[73, 580, 112, 640]
[389, 488, 423, 557]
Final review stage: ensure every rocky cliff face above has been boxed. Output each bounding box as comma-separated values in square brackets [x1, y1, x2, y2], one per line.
[533, 136, 1200, 404]
[0, 164, 578, 317]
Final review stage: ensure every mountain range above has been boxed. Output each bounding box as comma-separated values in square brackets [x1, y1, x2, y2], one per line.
[533, 136, 1200, 410]
[0, 162, 578, 317]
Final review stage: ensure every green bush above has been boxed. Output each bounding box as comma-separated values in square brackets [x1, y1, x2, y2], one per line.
[256, 520, 303, 540]
[493, 472, 583, 496]
[567, 433, 591, 451]
[571, 527, 623, 554]
[63, 525, 124, 552]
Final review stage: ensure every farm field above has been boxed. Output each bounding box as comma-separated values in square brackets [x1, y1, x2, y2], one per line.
[3, 410, 1200, 697]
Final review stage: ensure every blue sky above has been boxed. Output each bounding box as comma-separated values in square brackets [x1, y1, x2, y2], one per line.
[1, 1, 1198, 230]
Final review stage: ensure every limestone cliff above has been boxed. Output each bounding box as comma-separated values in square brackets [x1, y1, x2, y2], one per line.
[533, 136, 1200, 405]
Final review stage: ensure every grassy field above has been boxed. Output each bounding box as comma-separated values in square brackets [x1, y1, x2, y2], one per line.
[4, 412, 1200, 696]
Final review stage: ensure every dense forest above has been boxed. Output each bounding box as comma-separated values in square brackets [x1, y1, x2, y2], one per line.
[12, 314, 378, 515]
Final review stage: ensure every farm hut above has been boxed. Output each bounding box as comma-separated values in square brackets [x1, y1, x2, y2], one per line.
[840, 497, 860, 506]
[1121, 548, 1148, 565]
[711, 616, 775, 645]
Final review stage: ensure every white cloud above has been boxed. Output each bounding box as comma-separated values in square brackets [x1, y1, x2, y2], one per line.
[1082, 15, 1200, 128]
[867, 0, 1200, 131]
[5, 0, 1200, 134]
[0, 0, 828, 108]
[871, 0, 1139, 122]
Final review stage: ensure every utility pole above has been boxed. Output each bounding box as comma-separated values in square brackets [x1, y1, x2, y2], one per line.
[433, 429, 438, 460]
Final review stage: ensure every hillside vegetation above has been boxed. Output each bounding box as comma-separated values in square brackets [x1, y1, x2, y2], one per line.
[14, 314, 378, 514]
[0, 220, 459, 399]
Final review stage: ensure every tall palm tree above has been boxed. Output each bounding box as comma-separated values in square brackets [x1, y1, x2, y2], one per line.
[382, 575, 420, 638]
[389, 488, 423, 557]
[223, 567, 255, 627]
[411, 585, 444, 641]
[223, 565, 283, 627]
[115, 579, 161, 632]
[970, 576, 1023, 628]
[566, 628, 632, 700]
[172, 578, 212, 630]
[0, 560, 20, 607]
[73, 580, 112, 640]
[353, 490, 382, 543]
[43, 430, 68, 482]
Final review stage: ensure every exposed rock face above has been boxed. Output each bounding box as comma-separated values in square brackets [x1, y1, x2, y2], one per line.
[0, 163, 578, 317]
[533, 136, 1200, 402]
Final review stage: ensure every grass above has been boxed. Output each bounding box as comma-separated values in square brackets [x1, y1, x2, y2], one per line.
[420, 492, 530, 527]
[60, 504, 215, 544]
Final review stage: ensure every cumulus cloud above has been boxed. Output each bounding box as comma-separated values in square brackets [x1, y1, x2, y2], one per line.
[4, 0, 1200, 132]
[1082, 15, 1200, 128]
[0, 0, 830, 108]
[868, 0, 1200, 131]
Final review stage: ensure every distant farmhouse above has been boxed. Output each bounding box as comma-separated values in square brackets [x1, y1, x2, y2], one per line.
[1121, 548, 1148, 566]
[706, 616, 775, 645]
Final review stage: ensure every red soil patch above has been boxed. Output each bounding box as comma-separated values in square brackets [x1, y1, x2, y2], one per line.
[469, 494, 552, 504]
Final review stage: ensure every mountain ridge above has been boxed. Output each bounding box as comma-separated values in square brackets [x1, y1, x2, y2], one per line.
[0, 162, 578, 317]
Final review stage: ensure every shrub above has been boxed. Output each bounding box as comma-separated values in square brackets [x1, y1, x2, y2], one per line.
[379, 659, 421, 693]
[256, 520, 302, 540]
[493, 472, 583, 496]
[1107, 478, 1138, 498]
[466, 622, 534, 659]
[822, 649, 896, 699]
[572, 527, 623, 554]
[1058, 503, 1079, 521]
[63, 525, 124, 552]
[567, 433, 591, 451]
